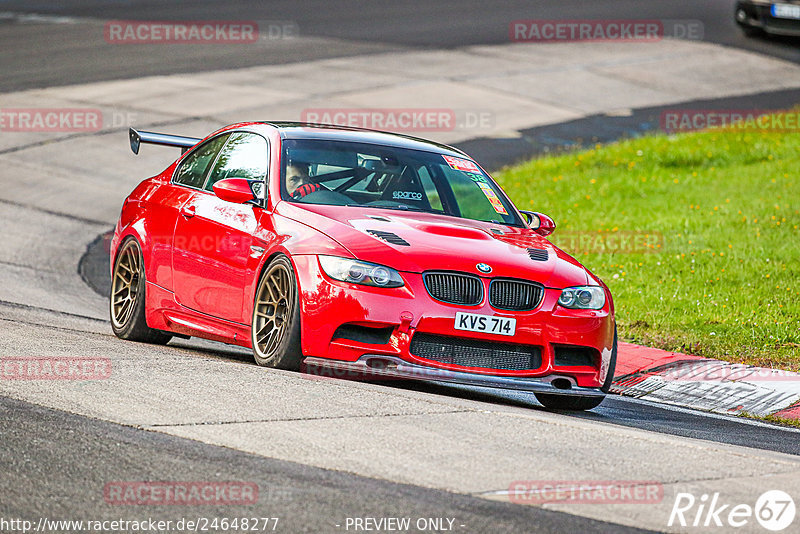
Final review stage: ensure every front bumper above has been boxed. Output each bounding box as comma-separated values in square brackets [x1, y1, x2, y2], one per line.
[736, 1, 800, 36]
[292, 255, 615, 390]
[303, 355, 606, 397]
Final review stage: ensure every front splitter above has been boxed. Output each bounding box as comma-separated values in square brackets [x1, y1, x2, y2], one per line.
[303, 355, 605, 397]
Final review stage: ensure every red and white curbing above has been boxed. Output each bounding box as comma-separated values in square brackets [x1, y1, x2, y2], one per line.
[612, 342, 800, 421]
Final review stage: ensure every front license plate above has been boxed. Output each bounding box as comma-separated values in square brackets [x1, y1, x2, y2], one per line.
[772, 4, 800, 19]
[454, 312, 516, 336]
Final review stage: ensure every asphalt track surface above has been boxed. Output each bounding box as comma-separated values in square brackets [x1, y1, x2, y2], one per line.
[3, 1, 800, 533]
[0, 0, 798, 93]
[2, 396, 652, 534]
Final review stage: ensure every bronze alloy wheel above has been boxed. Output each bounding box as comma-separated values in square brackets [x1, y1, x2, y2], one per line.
[251, 256, 301, 369]
[111, 239, 141, 329]
[109, 238, 171, 344]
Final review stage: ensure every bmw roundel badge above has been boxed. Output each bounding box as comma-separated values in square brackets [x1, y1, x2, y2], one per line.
[476, 263, 492, 274]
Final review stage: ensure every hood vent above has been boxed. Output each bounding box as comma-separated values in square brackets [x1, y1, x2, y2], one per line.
[527, 248, 549, 262]
[367, 229, 410, 246]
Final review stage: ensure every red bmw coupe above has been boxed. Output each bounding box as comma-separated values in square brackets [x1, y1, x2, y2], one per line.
[111, 122, 616, 410]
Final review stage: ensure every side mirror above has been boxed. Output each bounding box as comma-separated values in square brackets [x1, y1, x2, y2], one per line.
[521, 210, 556, 237]
[213, 178, 256, 204]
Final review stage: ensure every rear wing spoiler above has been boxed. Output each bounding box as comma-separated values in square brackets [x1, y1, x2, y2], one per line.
[129, 128, 201, 155]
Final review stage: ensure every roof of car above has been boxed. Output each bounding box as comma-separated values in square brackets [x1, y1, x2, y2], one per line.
[258, 121, 469, 158]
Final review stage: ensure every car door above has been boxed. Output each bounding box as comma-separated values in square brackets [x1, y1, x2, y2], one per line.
[147, 133, 231, 291]
[172, 131, 269, 323]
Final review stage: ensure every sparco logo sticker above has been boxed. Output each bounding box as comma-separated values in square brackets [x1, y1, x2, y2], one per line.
[393, 191, 423, 200]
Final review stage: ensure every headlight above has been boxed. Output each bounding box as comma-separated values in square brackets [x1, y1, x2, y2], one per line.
[318, 256, 404, 288]
[558, 286, 605, 310]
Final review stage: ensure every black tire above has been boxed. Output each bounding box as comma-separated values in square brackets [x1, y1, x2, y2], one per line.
[534, 326, 617, 411]
[601, 325, 618, 393]
[534, 393, 605, 411]
[251, 255, 302, 370]
[110, 238, 172, 344]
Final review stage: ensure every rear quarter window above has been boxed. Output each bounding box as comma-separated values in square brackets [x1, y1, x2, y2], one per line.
[174, 134, 230, 188]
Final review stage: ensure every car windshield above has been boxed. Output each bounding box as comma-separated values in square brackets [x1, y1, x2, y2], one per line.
[281, 139, 522, 226]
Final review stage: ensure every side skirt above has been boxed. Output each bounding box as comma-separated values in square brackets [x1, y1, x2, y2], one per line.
[145, 281, 252, 348]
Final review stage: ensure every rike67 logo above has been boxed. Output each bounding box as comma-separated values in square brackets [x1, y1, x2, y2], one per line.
[669, 490, 795, 531]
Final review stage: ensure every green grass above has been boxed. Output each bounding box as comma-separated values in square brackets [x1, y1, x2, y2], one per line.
[495, 126, 800, 370]
[739, 412, 800, 429]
